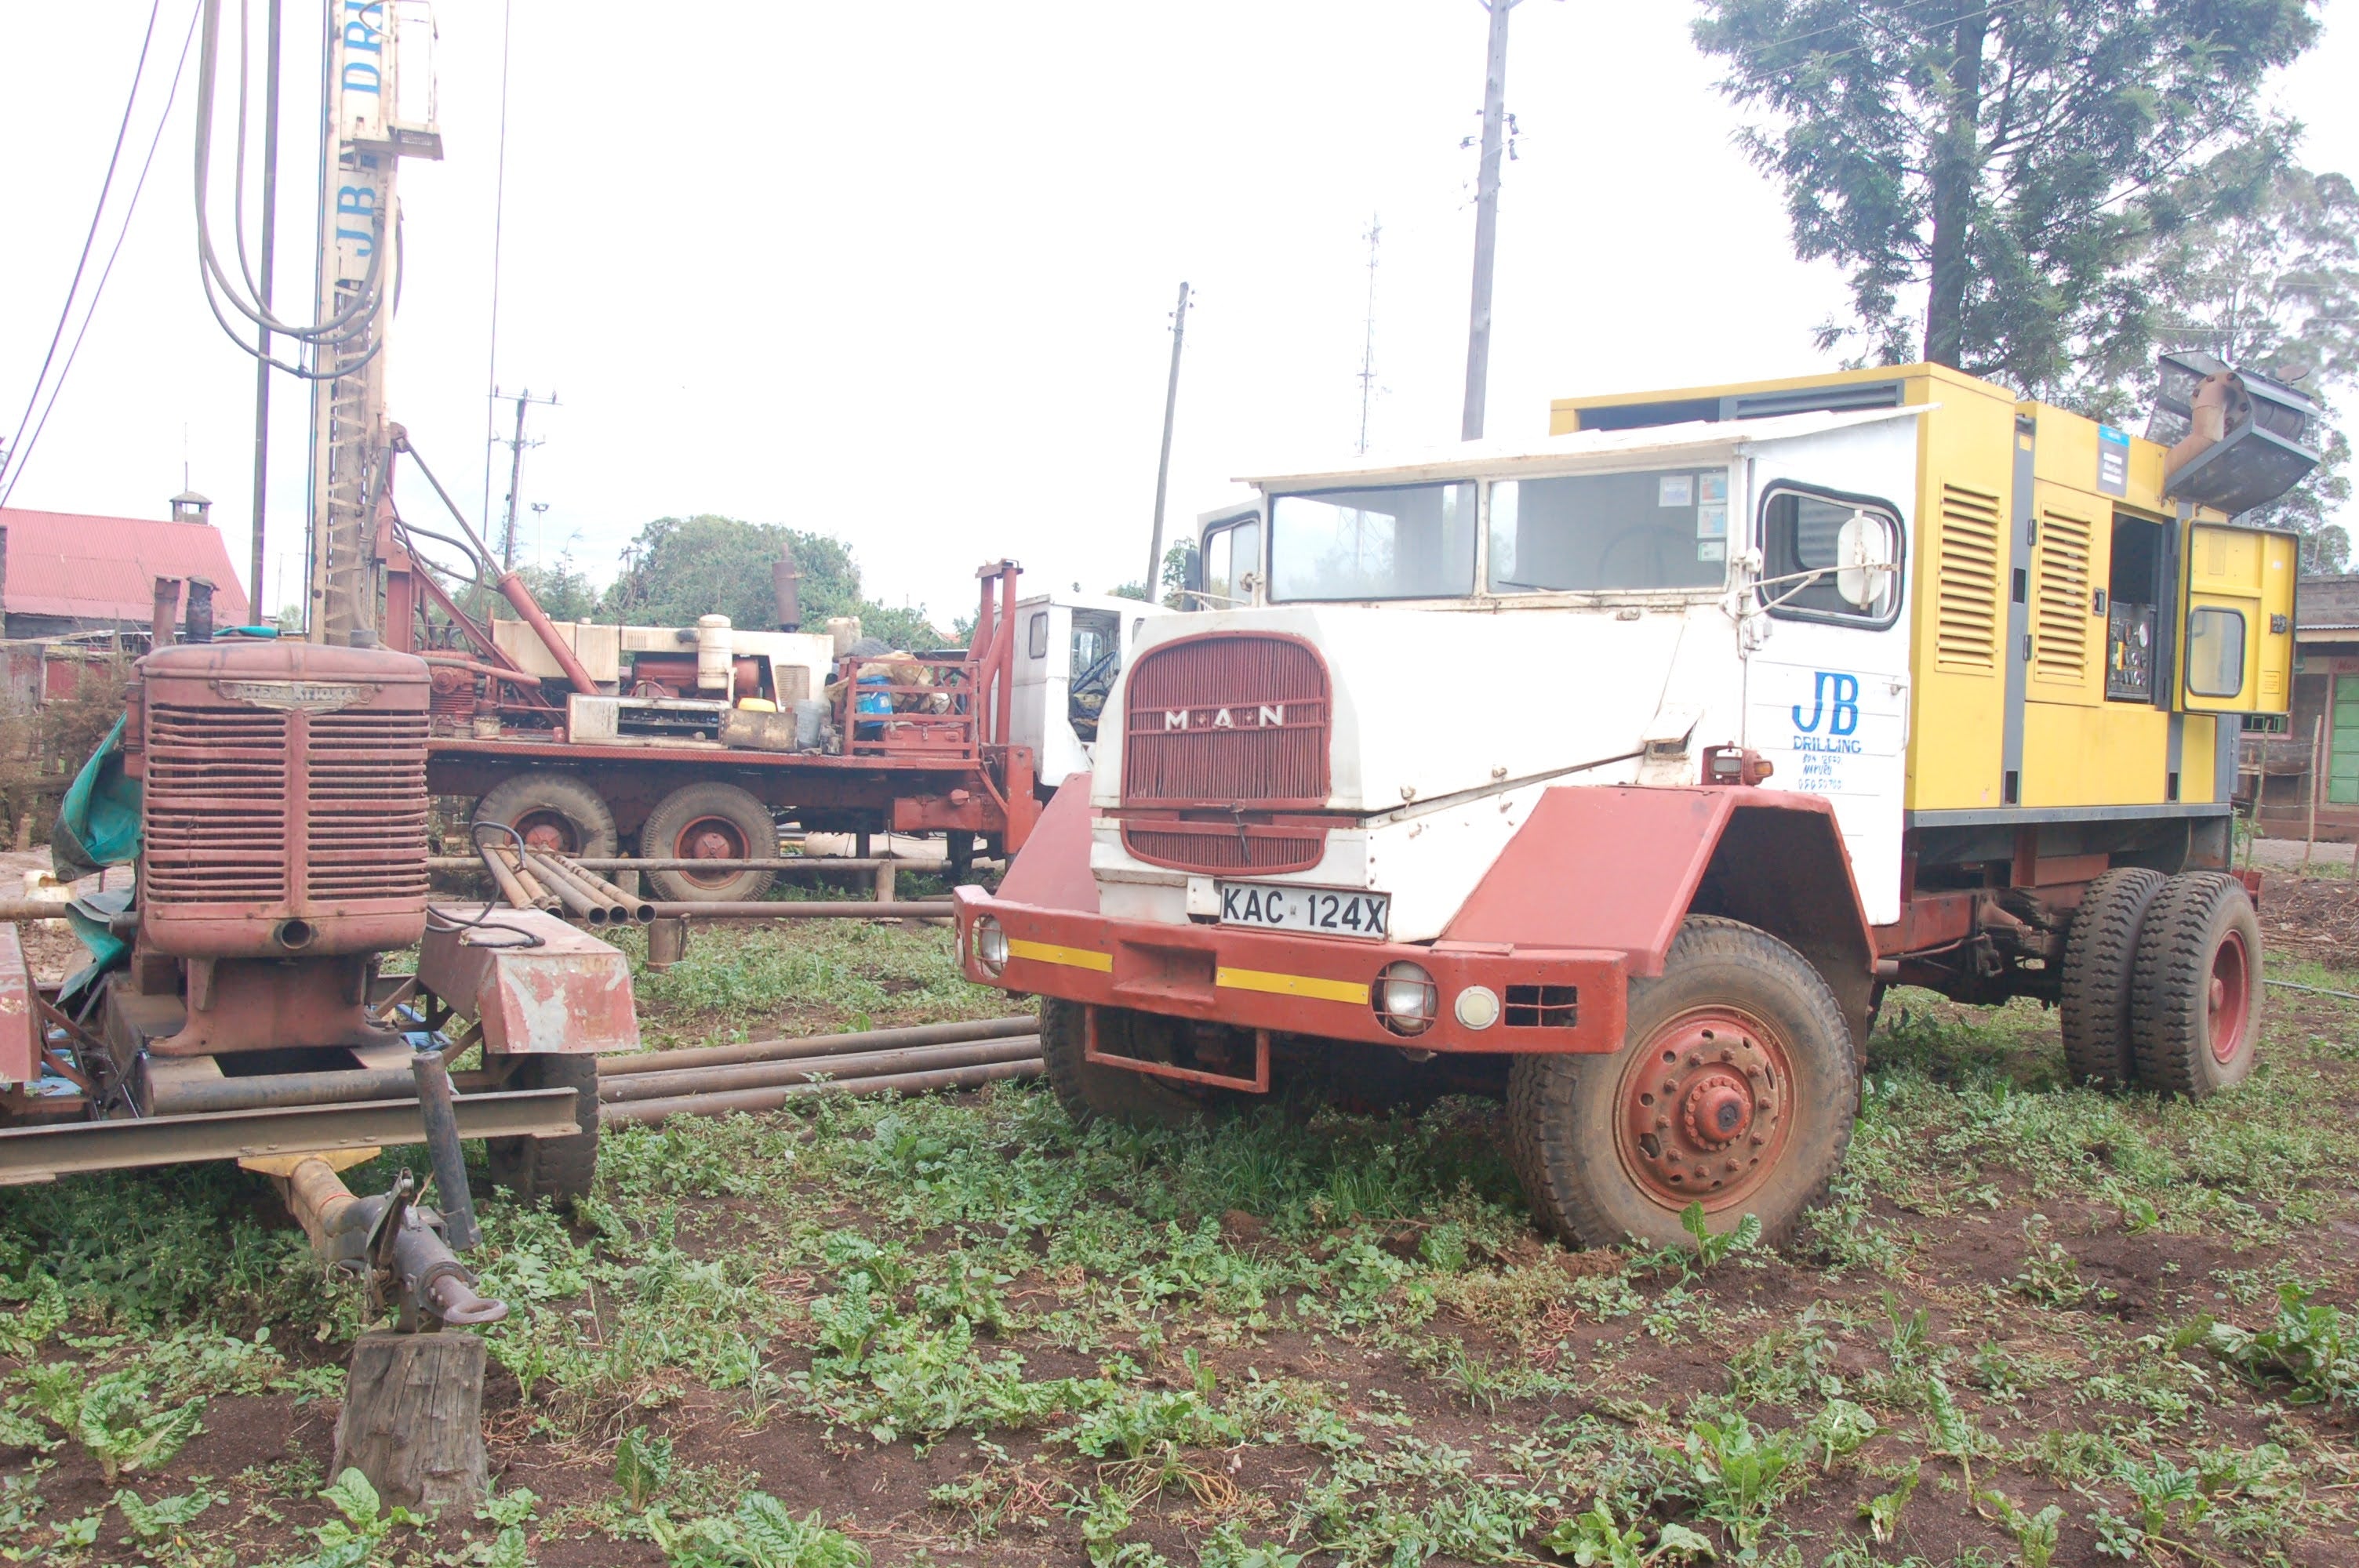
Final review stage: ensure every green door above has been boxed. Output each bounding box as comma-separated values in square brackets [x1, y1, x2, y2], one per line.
[2332, 677, 2359, 804]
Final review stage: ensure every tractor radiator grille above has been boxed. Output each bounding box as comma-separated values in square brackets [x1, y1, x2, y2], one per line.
[305, 710, 431, 902]
[144, 705, 291, 904]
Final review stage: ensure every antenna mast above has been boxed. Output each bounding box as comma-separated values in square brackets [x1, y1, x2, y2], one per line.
[1356, 214, 1381, 455]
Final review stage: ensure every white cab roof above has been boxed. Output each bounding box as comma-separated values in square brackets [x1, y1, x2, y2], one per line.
[1237, 404, 1931, 492]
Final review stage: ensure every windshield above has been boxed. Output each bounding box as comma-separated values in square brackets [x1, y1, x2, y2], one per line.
[1488, 467, 1728, 593]
[1270, 482, 1477, 601]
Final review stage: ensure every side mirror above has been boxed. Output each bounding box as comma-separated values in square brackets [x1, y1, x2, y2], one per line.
[1181, 544, 1204, 597]
[1834, 510, 1896, 610]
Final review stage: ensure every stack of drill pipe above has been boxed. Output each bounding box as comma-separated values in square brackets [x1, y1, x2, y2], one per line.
[478, 844, 536, 910]
[547, 851, 657, 924]
[594, 1014, 1042, 1125]
[522, 848, 640, 927]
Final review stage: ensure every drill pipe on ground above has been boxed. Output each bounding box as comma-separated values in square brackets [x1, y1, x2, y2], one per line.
[597, 1014, 1038, 1076]
[645, 900, 954, 920]
[598, 1036, 1041, 1105]
[601, 1056, 1041, 1127]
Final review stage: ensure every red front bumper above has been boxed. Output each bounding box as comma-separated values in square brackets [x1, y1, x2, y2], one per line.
[952, 885, 1627, 1054]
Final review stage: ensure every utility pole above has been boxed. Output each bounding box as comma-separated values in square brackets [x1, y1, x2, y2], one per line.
[493, 388, 558, 570]
[1461, 0, 1518, 442]
[1144, 281, 1190, 598]
[1357, 214, 1382, 455]
[247, 0, 282, 622]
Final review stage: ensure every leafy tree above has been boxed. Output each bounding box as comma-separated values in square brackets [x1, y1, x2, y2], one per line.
[602, 514, 947, 646]
[1692, 0, 2319, 393]
[499, 554, 601, 622]
[1109, 543, 1197, 609]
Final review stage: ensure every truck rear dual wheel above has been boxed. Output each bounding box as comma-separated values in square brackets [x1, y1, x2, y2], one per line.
[1505, 916, 1858, 1252]
[2059, 867, 2168, 1089]
[2130, 872, 2262, 1097]
[640, 783, 779, 903]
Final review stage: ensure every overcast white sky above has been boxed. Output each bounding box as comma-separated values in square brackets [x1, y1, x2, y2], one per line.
[2, 2, 2355, 626]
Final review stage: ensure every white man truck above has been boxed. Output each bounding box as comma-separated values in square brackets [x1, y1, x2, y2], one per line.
[954, 358, 2316, 1249]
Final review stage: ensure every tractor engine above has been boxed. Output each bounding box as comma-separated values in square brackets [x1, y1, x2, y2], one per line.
[114, 638, 433, 1062]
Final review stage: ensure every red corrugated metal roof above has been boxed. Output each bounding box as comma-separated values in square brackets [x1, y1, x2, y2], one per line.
[0, 508, 252, 626]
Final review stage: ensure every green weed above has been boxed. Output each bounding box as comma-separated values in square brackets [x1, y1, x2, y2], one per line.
[2201, 1282, 2359, 1405]
[20, 1363, 203, 1483]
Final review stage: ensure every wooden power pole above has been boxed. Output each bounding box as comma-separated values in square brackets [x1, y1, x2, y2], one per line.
[1144, 281, 1191, 597]
[1460, 0, 1519, 442]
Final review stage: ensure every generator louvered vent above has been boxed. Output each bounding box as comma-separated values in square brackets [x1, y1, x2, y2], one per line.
[1935, 483, 2003, 672]
[2034, 507, 2094, 687]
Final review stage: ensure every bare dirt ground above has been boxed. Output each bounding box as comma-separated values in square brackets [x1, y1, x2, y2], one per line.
[0, 894, 2353, 1566]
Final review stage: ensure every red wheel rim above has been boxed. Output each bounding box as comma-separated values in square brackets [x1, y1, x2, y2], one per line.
[1616, 1006, 1794, 1214]
[2208, 927, 2252, 1065]
[672, 814, 751, 887]
[512, 811, 577, 855]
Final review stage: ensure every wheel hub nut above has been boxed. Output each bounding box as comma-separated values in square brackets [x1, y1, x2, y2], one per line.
[1683, 1071, 1753, 1149]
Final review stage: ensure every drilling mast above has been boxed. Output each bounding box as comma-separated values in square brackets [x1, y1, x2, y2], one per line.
[307, 2, 439, 644]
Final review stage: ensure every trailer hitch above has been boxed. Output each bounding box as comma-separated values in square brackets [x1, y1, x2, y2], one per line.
[285, 1160, 507, 1330]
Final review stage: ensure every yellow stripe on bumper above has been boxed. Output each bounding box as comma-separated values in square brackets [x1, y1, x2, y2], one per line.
[1006, 938, 1114, 973]
[1216, 966, 1370, 1006]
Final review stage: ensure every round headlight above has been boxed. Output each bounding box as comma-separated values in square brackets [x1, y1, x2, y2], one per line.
[1372, 960, 1437, 1036]
[1454, 985, 1500, 1031]
[974, 916, 1009, 977]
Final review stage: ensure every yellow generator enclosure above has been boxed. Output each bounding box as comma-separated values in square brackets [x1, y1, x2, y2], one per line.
[1554, 364, 2296, 829]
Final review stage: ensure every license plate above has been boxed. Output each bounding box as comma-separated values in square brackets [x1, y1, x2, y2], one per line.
[1216, 881, 1390, 940]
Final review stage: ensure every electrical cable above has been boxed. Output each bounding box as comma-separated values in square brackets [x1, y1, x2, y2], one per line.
[0, 0, 168, 492]
[0, 2, 198, 510]
[191, 0, 388, 345]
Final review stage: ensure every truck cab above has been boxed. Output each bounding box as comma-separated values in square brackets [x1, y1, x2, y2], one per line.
[956, 361, 2315, 1252]
[1010, 591, 1172, 795]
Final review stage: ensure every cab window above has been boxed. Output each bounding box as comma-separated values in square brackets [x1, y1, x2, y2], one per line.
[1201, 519, 1262, 608]
[1758, 485, 1903, 626]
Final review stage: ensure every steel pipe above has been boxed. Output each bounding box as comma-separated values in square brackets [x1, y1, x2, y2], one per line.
[646, 900, 954, 920]
[598, 1036, 1041, 1104]
[478, 846, 535, 910]
[597, 1014, 1037, 1076]
[427, 857, 1004, 873]
[546, 851, 655, 923]
[601, 1057, 1041, 1127]
[0, 900, 80, 923]
[521, 853, 609, 924]
[147, 1065, 426, 1117]
[525, 849, 635, 924]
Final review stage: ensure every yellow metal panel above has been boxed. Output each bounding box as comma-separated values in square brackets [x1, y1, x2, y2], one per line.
[2019, 704, 2170, 808]
[1905, 379, 2019, 809]
[2027, 482, 2105, 708]
[1548, 361, 1991, 434]
[1215, 966, 1370, 1005]
[1007, 938, 1114, 973]
[2181, 522, 2296, 714]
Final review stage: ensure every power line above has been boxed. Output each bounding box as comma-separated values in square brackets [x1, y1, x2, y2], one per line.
[0, 0, 169, 495]
[0, 2, 199, 510]
[481, 0, 517, 533]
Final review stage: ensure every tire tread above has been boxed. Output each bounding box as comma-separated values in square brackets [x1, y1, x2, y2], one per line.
[2059, 867, 2165, 1090]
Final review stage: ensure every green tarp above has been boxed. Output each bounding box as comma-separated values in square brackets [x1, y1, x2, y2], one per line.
[51, 715, 138, 1000]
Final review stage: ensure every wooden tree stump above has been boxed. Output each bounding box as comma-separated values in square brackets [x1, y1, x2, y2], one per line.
[333, 1331, 489, 1512]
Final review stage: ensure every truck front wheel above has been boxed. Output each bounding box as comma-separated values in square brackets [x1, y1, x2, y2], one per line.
[1040, 998, 1202, 1130]
[1505, 916, 1858, 1252]
[640, 783, 779, 903]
